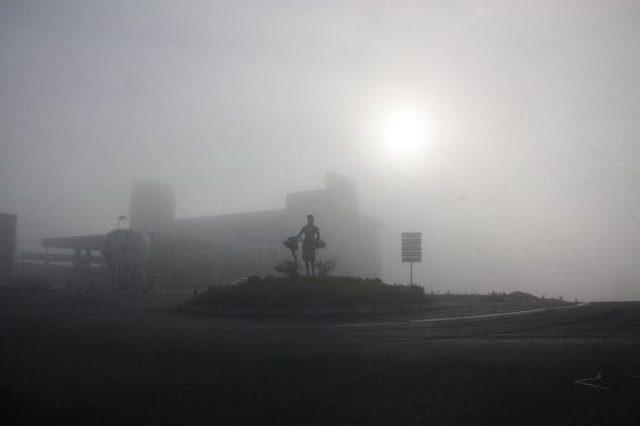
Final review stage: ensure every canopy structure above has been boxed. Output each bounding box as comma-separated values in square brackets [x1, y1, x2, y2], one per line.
[42, 234, 106, 251]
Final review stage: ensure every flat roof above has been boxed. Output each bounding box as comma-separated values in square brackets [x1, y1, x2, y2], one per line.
[42, 234, 106, 250]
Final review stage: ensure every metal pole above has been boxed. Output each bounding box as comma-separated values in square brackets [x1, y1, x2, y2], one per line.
[410, 262, 413, 285]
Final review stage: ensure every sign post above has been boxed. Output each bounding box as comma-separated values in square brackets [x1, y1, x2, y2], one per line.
[401, 232, 422, 285]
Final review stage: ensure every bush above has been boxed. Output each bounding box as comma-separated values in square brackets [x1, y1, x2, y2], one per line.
[273, 260, 299, 277]
[431, 291, 569, 305]
[316, 260, 336, 277]
[189, 276, 428, 308]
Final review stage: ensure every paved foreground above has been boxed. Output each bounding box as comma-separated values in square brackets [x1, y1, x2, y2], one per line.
[1, 294, 640, 425]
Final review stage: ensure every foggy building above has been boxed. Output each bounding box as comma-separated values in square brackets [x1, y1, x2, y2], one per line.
[166, 173, 382, 280]
[36, 173, 382, 287]
[0, 213, 17, 284]
[129, 181, 175, 235]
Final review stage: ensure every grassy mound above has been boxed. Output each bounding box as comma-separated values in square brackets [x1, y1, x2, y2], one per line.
[432, 291, 571, 306]
[188, 276, 428, 308]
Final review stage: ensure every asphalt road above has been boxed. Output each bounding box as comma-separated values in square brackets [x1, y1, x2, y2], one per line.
[1, 294, 639, 425]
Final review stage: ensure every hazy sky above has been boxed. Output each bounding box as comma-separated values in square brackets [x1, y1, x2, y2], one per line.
[2, 1, 640, 300]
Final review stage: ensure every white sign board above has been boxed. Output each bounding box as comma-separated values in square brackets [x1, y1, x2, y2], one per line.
[401, 232, 422, 263]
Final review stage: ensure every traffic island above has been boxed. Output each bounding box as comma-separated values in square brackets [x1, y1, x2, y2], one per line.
[180, 276, 432, 318]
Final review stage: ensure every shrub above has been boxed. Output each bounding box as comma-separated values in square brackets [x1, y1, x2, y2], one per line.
[189, 276, 428, 308]
[316, 260, 336, 277]
[273, 260, 299, 277]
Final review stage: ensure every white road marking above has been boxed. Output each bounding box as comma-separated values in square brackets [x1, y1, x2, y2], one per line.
[574, 372, 640, 391]
[409, 303, 588, 324]
[574, 373, 610, 390]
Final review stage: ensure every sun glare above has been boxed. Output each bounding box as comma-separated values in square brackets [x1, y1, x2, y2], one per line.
[383, 110, 427, 158]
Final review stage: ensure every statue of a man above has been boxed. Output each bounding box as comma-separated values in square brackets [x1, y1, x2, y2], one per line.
[297, 214, 321, 276]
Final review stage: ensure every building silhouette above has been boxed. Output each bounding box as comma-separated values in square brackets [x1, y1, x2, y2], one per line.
[168, 172, 382, 281]
[35, 173, 382, 287]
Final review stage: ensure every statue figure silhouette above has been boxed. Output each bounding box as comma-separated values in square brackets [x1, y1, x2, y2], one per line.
[297, 214, 321, 276]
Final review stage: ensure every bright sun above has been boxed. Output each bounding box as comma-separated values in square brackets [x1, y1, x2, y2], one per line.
[383, 110, 427, 158]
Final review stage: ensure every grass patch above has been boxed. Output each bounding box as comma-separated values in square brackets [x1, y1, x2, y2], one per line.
[188, 276, 428, 308]
[432, 290, 571, 306]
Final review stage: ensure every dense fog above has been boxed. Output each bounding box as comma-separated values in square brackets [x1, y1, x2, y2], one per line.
[2, 1, 639, 301]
